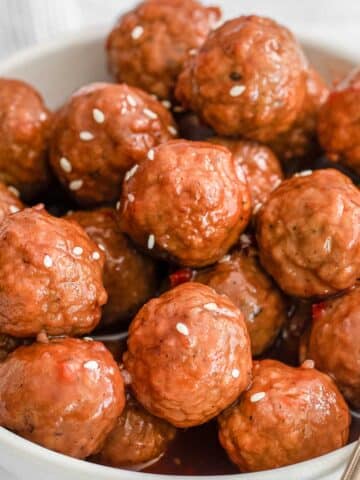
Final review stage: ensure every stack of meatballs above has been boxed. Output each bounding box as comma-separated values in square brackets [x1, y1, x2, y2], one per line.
[0, 0, 358, 475]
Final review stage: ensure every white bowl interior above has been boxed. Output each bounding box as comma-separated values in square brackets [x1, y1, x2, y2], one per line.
[0, 25, 356, 480]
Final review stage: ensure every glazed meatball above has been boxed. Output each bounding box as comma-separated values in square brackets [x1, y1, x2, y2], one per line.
[95, 394, 176, 468]
[195, 248, 287, 356]
[124, 282, 252, 427]
[0, 338, 125, 458]
[208, 138, 283, 212]
[0, 206, 107, 337]
[176, 16, 307, 142]
[119, 140, 251, 267]
[68, 208, 161, 327]
[256, 169, 360, 297]
[318, 67, 360, 174]
[268, 68, 329, 163]
[0, 78, 51, 200]
[106, 0, 221, 100]
[0, 182, 24, 224]
[50, 82, 177, 206]
[218, 359, 350, 472]
[308, 287, 360, 408]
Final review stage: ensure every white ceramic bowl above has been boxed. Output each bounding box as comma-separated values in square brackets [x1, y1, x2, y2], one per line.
[0, 24, 357, 480]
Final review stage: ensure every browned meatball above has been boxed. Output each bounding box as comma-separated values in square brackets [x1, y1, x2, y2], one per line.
[307, 287, 360, 408]
[208, 138, 283, 212]
[0, 206, 107, 337]
[0, 78, 52, 200]
[218, 359, 350, 472]
[195, 248, 287, 356]
[124, 282, 252, 427]
[50, 83, 177, 206]
[95, 394, 176, 468]
[0, 338, 125, 458]
[256, 169, 360, 297]
[176, 16, 307, 142]
[119, 140, 251, 267]
[106, 0, 221, 100]
[269, 68, 329, 162]
[0, 182, 24, 224]
[318, 67, 360, 174]
[68, 208, 161, 327]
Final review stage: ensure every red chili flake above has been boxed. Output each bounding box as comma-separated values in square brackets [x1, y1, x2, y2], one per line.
[312, 302, 326, 320]
[169, 268, 193, 288]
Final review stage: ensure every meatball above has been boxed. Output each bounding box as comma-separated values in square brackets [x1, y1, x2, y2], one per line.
[50, 82, 177, 206]
[176, 15, 307, 142]
[106, 0, 221, 100]
[307, 287, 360, 408]
[208, 138, 283, 212]
[0, 338, 125, 458]
[124, 282, 252, 427]
[95, 394, 176, 468]
[0, 182, 24, 224]
[195, 248, 287, 356]
[256, 169, 360, 297]
[119, 140, 251, 267]
[0, 206, 107, 337]
[218, 359, 350, 472]
[68, 208, 161, 327]
[318, 67, 360, 174]
[0, 78, 51, 200]
[269, 68, 329, 162]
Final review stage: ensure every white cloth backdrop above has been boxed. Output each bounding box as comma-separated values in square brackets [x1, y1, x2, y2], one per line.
[0, 0, 360, 61]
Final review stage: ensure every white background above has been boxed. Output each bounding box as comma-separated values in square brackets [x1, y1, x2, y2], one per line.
[0, 0, 360, 61]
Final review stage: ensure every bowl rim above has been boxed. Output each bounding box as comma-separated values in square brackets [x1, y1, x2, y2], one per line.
[0, 25, 356, 480]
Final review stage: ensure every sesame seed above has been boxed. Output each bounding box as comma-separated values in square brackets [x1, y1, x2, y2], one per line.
[116, 201, 121, 211]
[204, 303, 218, 312]
[83, 337, 94, 342]
[168, 125, 178, 136]
[127, 193, 135, 202]
[253, 203, 262, 215]
[324, 237, 332, 253]
[79, 131, 94, 141]
[9, 205, 20, 214]
[161, 100, 171, 109]
[92, 251, 101, 260]
[302, 359, 315, 369]
[73, 246, 83, 256]
[59, 157, 72, 173]
[92, 108, 105, 124]
[43, 255, 53, 268]
[176, 322, 189, 336]
[296, 170, 313, 177]
[98, 243, 106, 252]
[121, 368, 132, 385]
[147, 234, 155, 250]
[69, 179, 83, 191]
[8, 186, 20, 197]
[39, 112, 47, 121]
[250, 392, 266, 403]
[232, 368, 240, 378]
[124, 164, 139, 181]
[131, 25, 144, 40]
[188, 48, 197, 56]
[147, 149, 155, 160]
[127, 95, 137, 107]
[240, 233, 252, 246]
[84, 360, 99, 371]
[143, 108, 158, 120]
[219, 255, 231, 263]
[229, 85, 246, 97]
